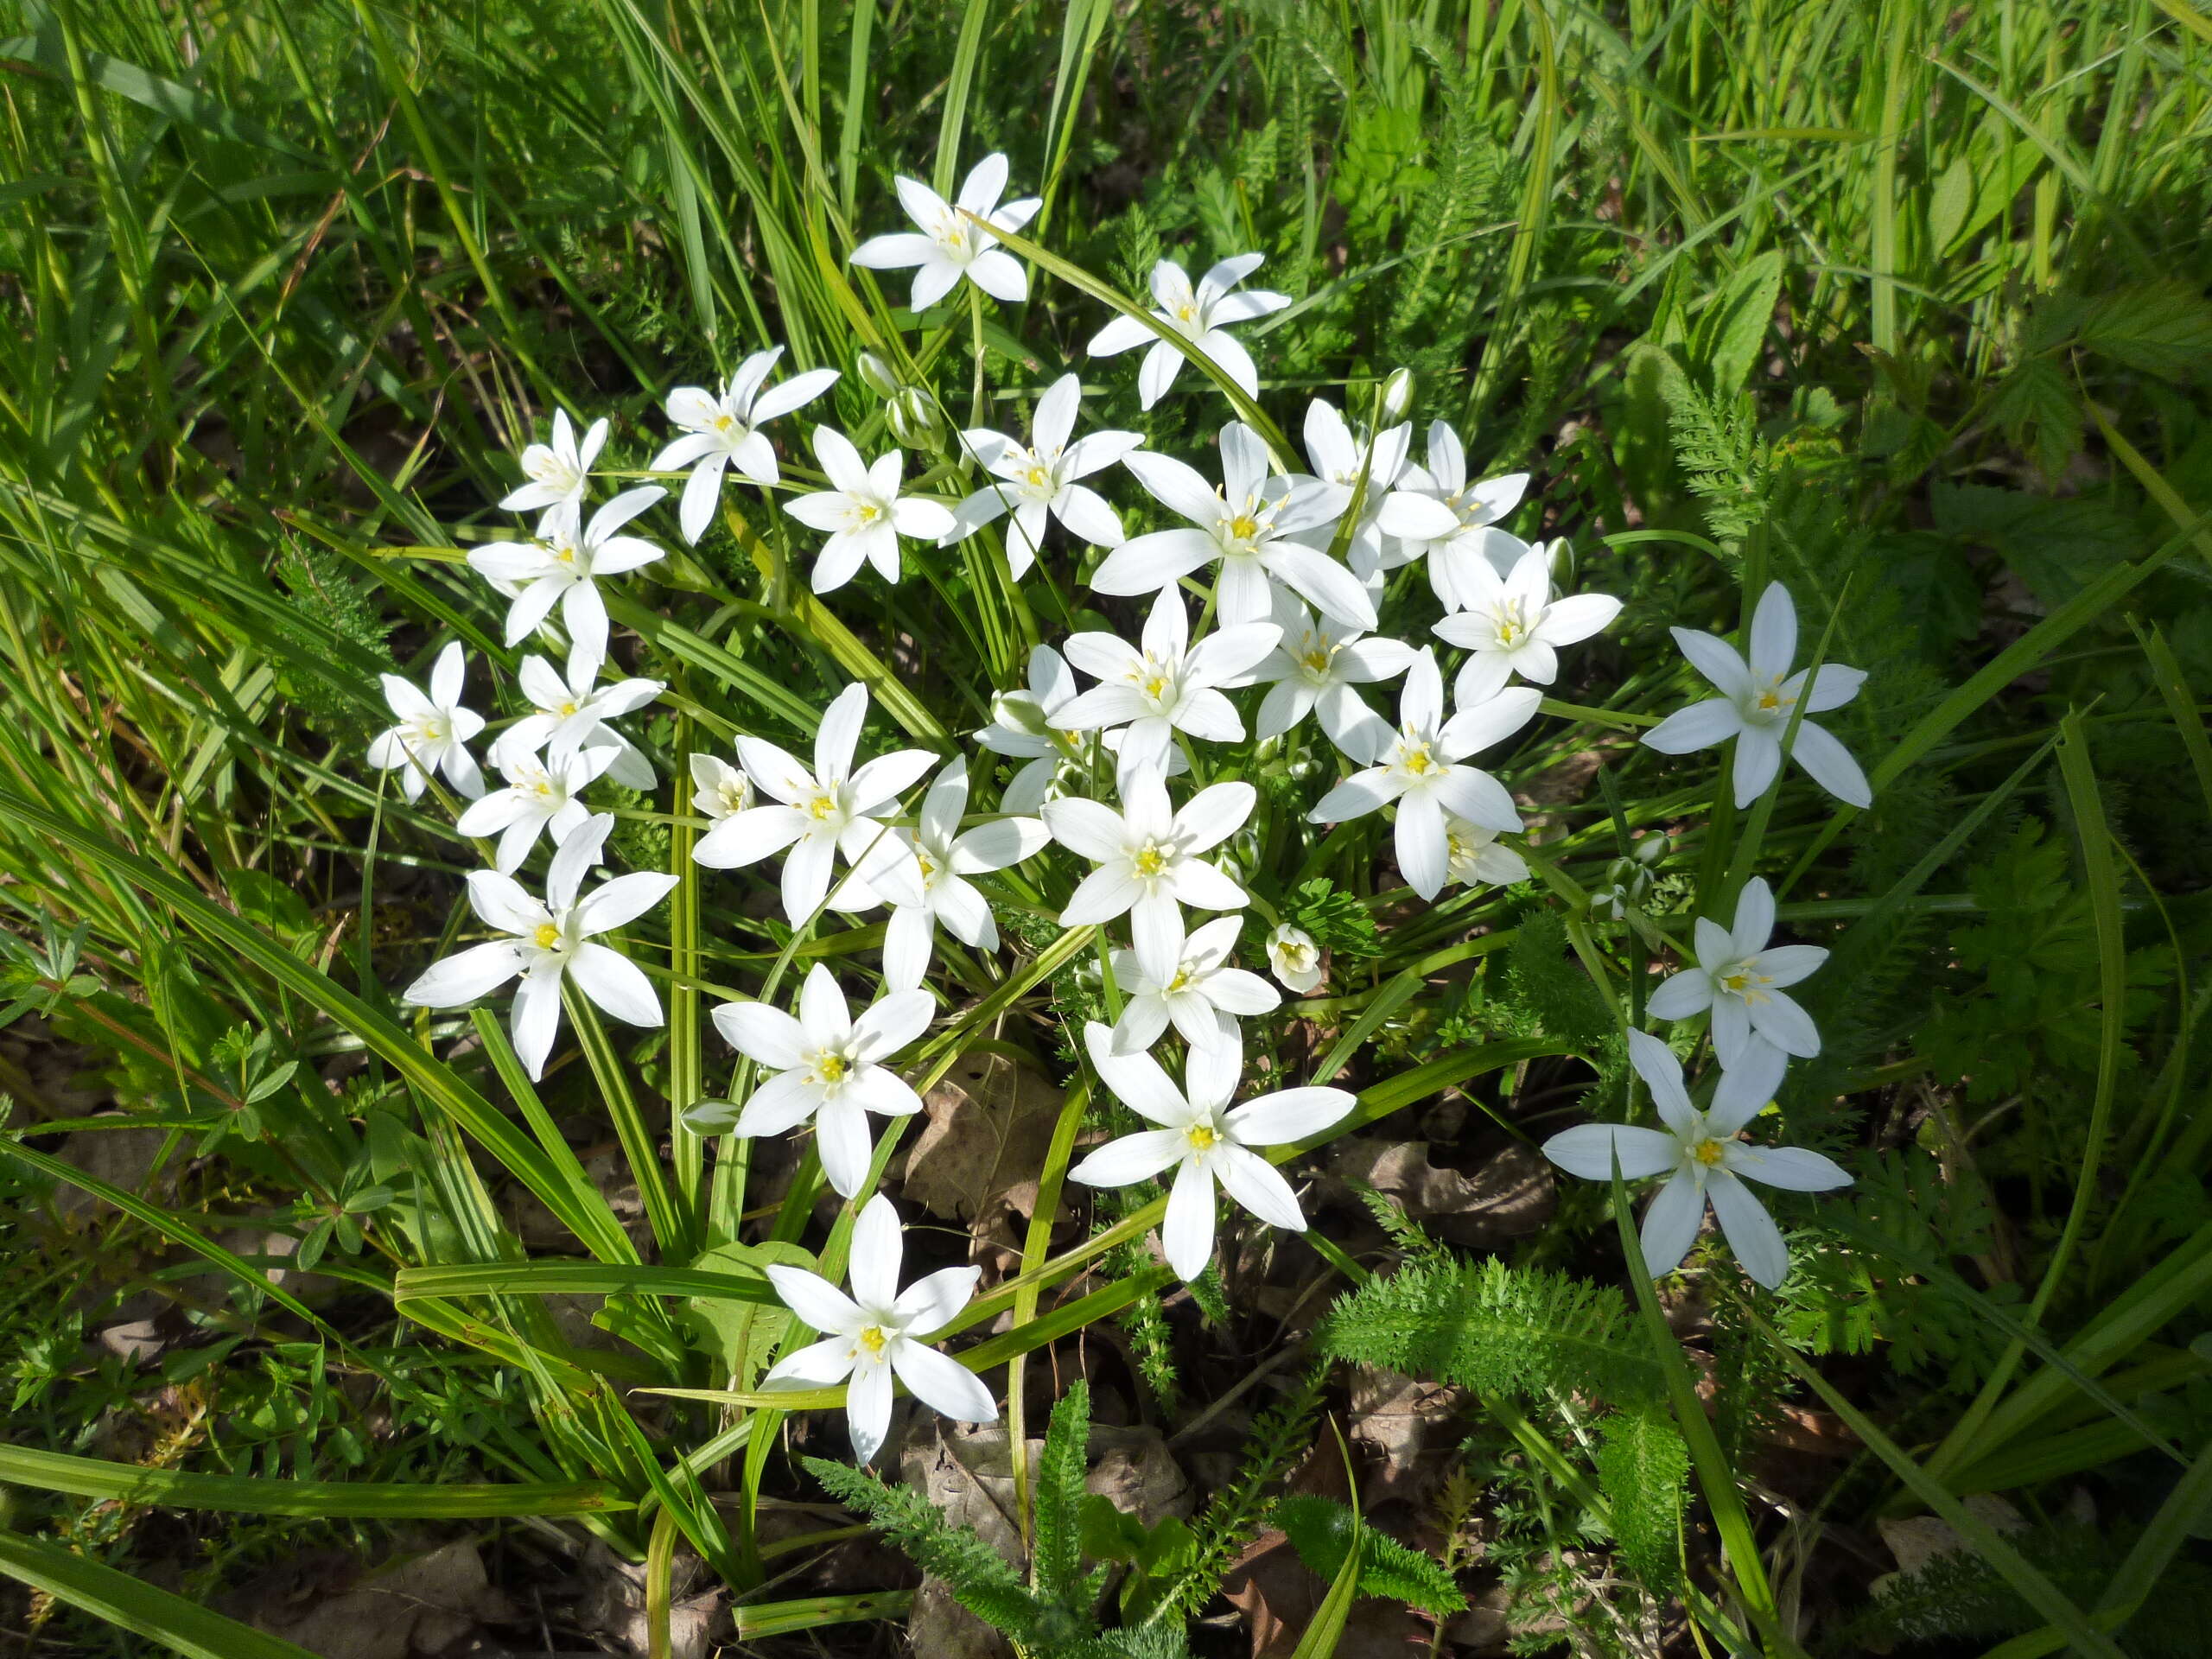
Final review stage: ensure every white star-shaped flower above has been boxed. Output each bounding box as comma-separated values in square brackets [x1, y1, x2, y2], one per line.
[1085, 255, 1290, 409]
[1543, 1031, 1849, 1289]
[1443, 817, 1529, 891]
[871, 757, 1048, 992]
[499, 410, 607, 518]
[1306, 649, 1539, 900]
[1054, 585, 1281, 772]
[1647, 876, 1827, 1065]
[1265, 923, 1324, 995]
[760, 1194, 997, 1465]
[1641, 582, 1871, 810]
[1107, 912, 1281, 1054]
[708, 963, 933, 1198]
[1249, 593, 1416, 755]
[455, 741, 621, 874]
[367, 642, 485, 803]
[1042, 768, 1254, 972]
[693, 683, 934, 923]
[1431, 541, 1621, 705]
[493, 651, 663, 789]
[689, 754, 753, 823]
[652, 347, 841, 543]
[1070, 1023, 1354, 1281]
[1094, 422, 1365, 629]
[784, 428, 957, 594]
[402, 815, 676, 1081]
[849, 153, 1041, 312]
[941, 374, 1140, 576]
[975, 645, 1188, 815]
[1374, 421, 1530, 610]
[467, 488, 666, 684]
[1293, 398, 1413, 579]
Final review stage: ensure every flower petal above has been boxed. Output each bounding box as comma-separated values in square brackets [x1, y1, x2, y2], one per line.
[1706, 1171, 1789, 1288]
[1541, 1123, 1683, 1182]
[1638, 1166, 1707, 1278]
[1213, 1143, 1306, 1231]
[890, 1340, 998, 1423]
[1160, 1157, 1217, 1281]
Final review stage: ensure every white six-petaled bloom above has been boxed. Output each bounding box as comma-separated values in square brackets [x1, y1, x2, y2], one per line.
[1647, 876, 1827, 1066]
[1249, 594, 1416, 755]
[1541, 1031, 1850, 1289]
[689, 753, 753, 823]
[708, 963, 933, 1198]
[367, 642, 486, 802]
[1265, 923, 1324, 995]
[455, 741, 621, 874]
[1431, 542, 1621, 705]
[694, 683, 935, 924]
[975, 645, 1188, 815]
[493, 651, 662, 788]
[402, 814, 676, 1081]
[1443, 816, 1530, 891]
[784, 428, 957, 594]
[760, 1193, 997, 1465]
[849, 152, 1041, 312]
[1641, 581, 1872, 810]
[871, 756, 1049, 992]
[1108, 912, 1281, 1055]
[1043, 769, 1255, 973]
[1306, 649, 1539, 901]
[1294, 398, 1412, 580]
[1070, 1023, 1354, 1281]
[652, 347, 841, 543]
[941, 374, 1140, 576]
[1375, 421, 1530, 611]
[499, 409, 607, 518]
[1055, 586, 1281, 772]
[1096, 422, 1366, 628]
[467, 488, 666, 683]
[1085, 255, 1290, 409]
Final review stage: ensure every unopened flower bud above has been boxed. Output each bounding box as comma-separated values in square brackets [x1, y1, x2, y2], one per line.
[1266, 924, 1324, 995]
[887, 386, 944, 448]
[855, 352, 899, 399]
[992, 690, 1052, 741]
[1378, 367, 1414, 423]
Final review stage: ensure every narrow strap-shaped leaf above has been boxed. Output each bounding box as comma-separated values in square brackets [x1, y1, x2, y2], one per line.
[0, 1529, 319, 1659]
[0, 789, 638, 1265]
[0, 1444, 632, 1516]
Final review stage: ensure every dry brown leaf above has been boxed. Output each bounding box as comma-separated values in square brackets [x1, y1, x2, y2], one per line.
[227, 1541, 512, 1659]
[1349, 1366, 1471, 1502]
[898, 1052, 1065, 1226]
[1321, 1140, 1554, 1249]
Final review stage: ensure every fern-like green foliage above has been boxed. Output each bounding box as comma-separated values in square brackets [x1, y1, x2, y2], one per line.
[1160, 1363, 1329, 1622]
[1316, 1255, 1663, 1408]
[1034, 1381, 1097, 1609]
[804, 1457, 1049, 1643]
[1273, 1495, 1466, 1616]
[1589, 1410, 1688, 1596]
[1505, 909, 1615, 1051]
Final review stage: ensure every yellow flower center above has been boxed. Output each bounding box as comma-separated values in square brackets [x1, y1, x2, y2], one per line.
[1227, 513, 1261, 542]
[1497, 619, 1522, 645]
[1133, 843, 1169, 877]
[1690, 1137, 1729, 1168]
[719, 782, 747, 813]
[556, 699, 578, 717]
[712, 412, 737, 433]
[532, 922, 561, 950]
[1175, 301, 1198, 325]
[817, 1053, 848, 1083]
[916, 849, 938, 879]
[1300, 648, 1332, 676]
[856, 1323, 887, 1356]
[1025, 464, 1052, 490]
[1278, 942, 1313, 969]
[807, 791, 839, 821]
[1185, 1122, 1219, 1153]
[411, 716, 447, 742]
[1166, 967, 1194, 993]
[551, 544, 576, 566]
[1402, 743, 1435, 776]
[855, 500, 885, 525]
[1141, 672, 1172, 702]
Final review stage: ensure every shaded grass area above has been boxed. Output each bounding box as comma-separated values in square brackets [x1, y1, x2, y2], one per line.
[0, 0, 2209, 1653]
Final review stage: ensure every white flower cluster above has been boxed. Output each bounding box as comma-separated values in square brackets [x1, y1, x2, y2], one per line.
[371, 150, 1875, 1459]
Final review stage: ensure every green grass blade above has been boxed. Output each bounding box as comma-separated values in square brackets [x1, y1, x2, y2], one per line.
[0, 1529, 318, 1659]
